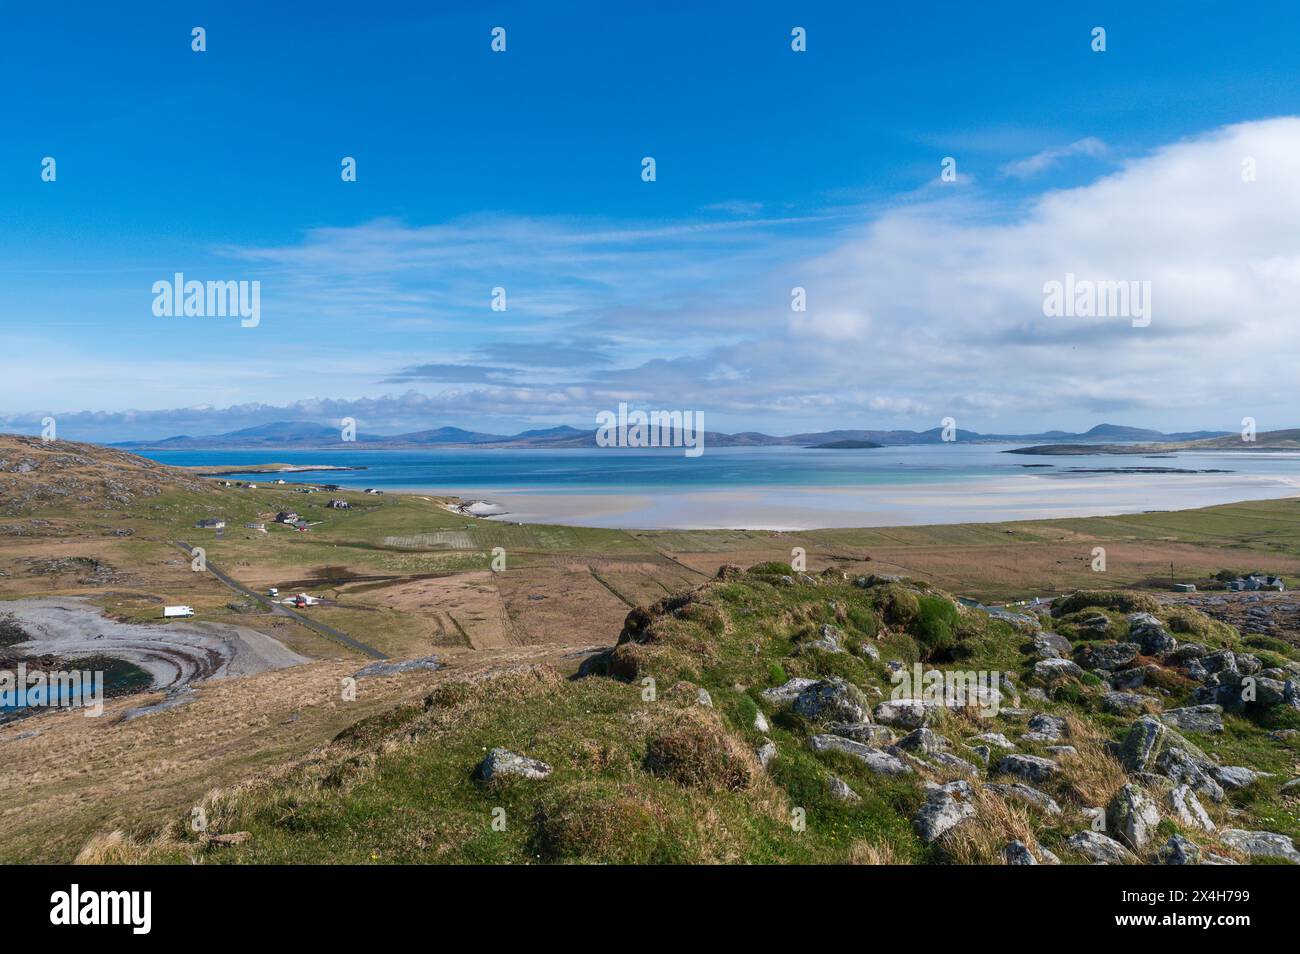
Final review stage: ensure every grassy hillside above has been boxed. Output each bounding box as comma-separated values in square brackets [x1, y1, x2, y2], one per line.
[80, 566, 1300, 865]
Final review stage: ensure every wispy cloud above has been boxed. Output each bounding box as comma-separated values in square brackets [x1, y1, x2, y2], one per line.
[999, 137, 1110, 179]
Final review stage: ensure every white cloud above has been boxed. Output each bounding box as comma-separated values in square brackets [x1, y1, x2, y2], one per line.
[999, 137, 1110, 179]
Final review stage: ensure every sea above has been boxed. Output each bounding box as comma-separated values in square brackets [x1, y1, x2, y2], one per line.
[139, 444, 1300, 531]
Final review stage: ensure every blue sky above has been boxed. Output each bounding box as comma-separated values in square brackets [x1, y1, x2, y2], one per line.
[4, 2, 1300, 440]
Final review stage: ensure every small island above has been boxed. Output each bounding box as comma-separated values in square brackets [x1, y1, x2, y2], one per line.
[807, 439, 883, 449]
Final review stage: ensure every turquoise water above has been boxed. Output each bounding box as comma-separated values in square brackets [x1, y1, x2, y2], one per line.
[141, 444, 1300, 530]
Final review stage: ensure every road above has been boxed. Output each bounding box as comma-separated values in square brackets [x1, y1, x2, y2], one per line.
[173, 541, 388, 660]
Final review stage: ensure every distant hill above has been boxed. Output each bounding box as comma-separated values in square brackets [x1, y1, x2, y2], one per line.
[1008, 429, 1300, 456]
[110, 420, 1237, 451]
[808, 440, 883, 449]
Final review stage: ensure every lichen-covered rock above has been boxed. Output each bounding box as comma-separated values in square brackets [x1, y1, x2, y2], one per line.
[1157, 834, 1202, 865]
[995, 753, 1059, 783]
[760, 677, 818, 705]
[1102, 691, 1153, 714]
[1078, 642, 1141, 672]
[1004, 840, 1038, 864]
[1218, 829, 1300, 863]
[1118, 715, 1167, 772]
[1033, 658, 1083, 681]
[873, 698, 934, 728]
[1167, 784, 1215, 832]
[1066, 830, 1137, 864]
[793, 677, 870, 724]
[1108, 783, 1162, 851]
[474, 748, 553, 782]
[1128, 613, 1177, 655]
[826, 775, 860, 802]
[756, 739, 777, 770]
[989, 782, 1062, 815]
[810, 734, 913, 776]
[913, 780, 976, 843]
[1026, 712, 1068, 741]
[1212, 765, 1268, 790]
[823, 721, 895, 744]
[895, 727, 949, 755]
[1160, 704, 1223, 734]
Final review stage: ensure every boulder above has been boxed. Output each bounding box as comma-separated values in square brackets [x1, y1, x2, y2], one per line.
[474, 748, 552, 782]
[1202, 650, 1237, 675]
[1032, 632, 1072, 660]
[753, 709, 770, 733]
[972, 732, 1017, 749]
[995, 754, 1059, 784]
[1118, 716, 1168, 773]
[989, 782, 1062, 815]
[1033, 658, 1083, 681]
[873, 698, 934, 728]
[1026, 712, 1068, 741]
[895, 727, 949, 755]
[857, 642, 881, 661]
[1003, 840, 1038, 865]
[756, 739, 777, 770]
[1078, 642, 1141, 672]
[1218, 829, 1300, 863]
[912, 780, 976, 843]
[826, 775, 860, 802]
[810, 734, 913, 776]
[1212, 765, 1268, 790]
[1066, 830, 1137, 865]
[793, 678, 871, 724]
[1170, 642, 1208, 662]
[1127, 613, 1177, 655]
[1156, 746, 1225, 803]
[760, 677, 817, 705]
[926, 751, 981, 777]
[1111, 666, 1156, 690]
[696, 688, 714, 707]
[1079, 614, 1111, 634]
[823, 721, 895, 744]
[1157, 834, 1202, 865]
[1167, 784, 1214, 832]
[1108, 783, 1162, 851]
[805, 623, 845, 654]
[1160, 705, 1223, 734]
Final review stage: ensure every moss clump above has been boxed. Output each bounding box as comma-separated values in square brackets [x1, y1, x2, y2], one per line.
[911, 594, 960, 660]
[1053, 590, 1160, 617]
[748, 561, 795, 577]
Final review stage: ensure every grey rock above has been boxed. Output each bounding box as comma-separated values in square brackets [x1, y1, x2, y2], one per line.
[1218, 829, 1300, 863]
[810, 734, 913, 776]
[913, 779, 976, 843]
[1108, 783, 1162, 851]
[1167, 784, 1215, 832]
[1079, 642, 1141, 672]
[805, 623, 845, 653]
[1045, 745, 1078, 758]
[756, 739, 777, 769]
[823, 721, 895, 744]
[1212, 765, 1268, 790]
[973, 732, 1017, 749]
[1128, 613, 1178, 655]
[826, 775, 860, 802]
[753, 709, 770, 733]
[1004, 840, 1038, 864]
[1202, 650, 1237, 675]
[1160, 704, 1223, 734]
[1066, 830, 1137, 865]
[1285, 679, 1300, 711]
[857, 641, 880, 661]
[760, 677, 817, 705]
[895, 727, 949, 755]
[1032, 632, 1073, 660]
[1157, 746, 1226, 803]
[1250, 677, 1288, 706]
[1280, 777, 1300, 793]
[873, 698, 934, 728]
[1034, 658, 1083, 681]
[1027, 712, 1068, 741]
[355, 655, 442, 678]
[995, 753, 1059, 783]
[1170, 642, 1208, 662]
[696, 688, 714, 707]
[1119, 716, 1168, 773]
[793, 678, 870, 724]
[1079, 614, 1111, 634]
[965, 744, 991, 764]
[927, 751, 981, 777]
[1157, 834, 1201, 865]
[989, 782, 1062, 815]
[474, 748, 552, 782]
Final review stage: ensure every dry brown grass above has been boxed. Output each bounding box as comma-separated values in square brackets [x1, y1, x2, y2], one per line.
[848, 839, 907, 865]
[943, 784, 1043, 864]
[1058, 713, 1128, 809]
[642, 707, 759, 792]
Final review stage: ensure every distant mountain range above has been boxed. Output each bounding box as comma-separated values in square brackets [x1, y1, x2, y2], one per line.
[109, 421, 1234, 451]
